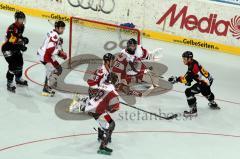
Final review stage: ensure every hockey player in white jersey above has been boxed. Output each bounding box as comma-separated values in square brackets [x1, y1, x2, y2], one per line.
[87, 53, 115, 99]
[112, 38, 160, 95]
[37, 21, 67, 96]
[119, 38, 161, 81]
[69, 73, 120, 155]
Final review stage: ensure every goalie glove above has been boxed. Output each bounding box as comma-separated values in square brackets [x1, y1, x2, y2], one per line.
[168, 76, 178, 84]
[147, 48, 163, 61]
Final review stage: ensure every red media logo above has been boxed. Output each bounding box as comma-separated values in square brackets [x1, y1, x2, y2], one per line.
[156, 4, 239, 39]
[230, 16, 240, 39]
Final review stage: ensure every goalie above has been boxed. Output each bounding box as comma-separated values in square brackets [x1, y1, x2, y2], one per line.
[88, 52, 142, 97]
[112, 38, 160, 94]
[69, 73, 120, 155]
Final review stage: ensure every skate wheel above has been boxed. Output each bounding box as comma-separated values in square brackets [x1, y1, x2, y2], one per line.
[97, 150, 112, 155]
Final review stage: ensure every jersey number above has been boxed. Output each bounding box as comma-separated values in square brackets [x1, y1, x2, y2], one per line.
[114, 61, 120, 68]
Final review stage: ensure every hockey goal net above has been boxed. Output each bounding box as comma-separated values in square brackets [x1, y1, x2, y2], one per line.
[68, 16, 141, 67]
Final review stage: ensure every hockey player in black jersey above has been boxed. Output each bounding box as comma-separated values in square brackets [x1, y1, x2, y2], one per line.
[168, 51, 220, 117]
[1, 11, 29, 93]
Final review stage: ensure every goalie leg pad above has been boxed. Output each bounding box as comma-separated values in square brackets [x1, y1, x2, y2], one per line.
[116, 83, 130, 94]
[48, 74, 58, 88]
[142, 72, 159, 87]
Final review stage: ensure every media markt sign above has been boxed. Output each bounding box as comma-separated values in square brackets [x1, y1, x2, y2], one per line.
[156, 4, 240, 39]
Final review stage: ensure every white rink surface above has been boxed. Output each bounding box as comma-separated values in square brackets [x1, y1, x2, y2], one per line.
[0, 10, 240, 159]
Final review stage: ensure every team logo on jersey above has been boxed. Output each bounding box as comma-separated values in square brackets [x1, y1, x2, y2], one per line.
[229, 15, 240, 40]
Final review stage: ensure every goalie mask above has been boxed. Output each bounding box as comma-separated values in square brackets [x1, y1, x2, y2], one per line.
[126, 38, 137, 55]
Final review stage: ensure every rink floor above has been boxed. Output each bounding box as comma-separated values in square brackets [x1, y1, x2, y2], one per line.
[0, 10, 240, 159]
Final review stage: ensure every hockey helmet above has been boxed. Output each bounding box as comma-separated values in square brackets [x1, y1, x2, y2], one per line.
[126, 38, 137, 55]
[55, 20, 66, 28]
[103, 53, 115, 62]
[182, 51, 193, 59]
[15, 11, 25, 20]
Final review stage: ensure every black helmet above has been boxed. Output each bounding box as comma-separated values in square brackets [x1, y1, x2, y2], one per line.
[103, 53, 115, 62]
[182, 51, 193, 58]
[55, 21, 65, 28]
[15, 11, 25, 20]
[127, 38, 137, 46]
[126, 38, 137, 55]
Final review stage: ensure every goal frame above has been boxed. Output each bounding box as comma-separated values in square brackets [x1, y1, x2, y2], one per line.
[68, 16, 141, 67]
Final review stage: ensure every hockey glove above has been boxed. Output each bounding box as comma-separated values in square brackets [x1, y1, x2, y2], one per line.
[20, 45, 27, 52]
[168, 76, 178, 84]
[59, 37, 63, 46]
[58, 50, 67, 60]
[22, 37, 29, 45]
[208, 75, 214, 86]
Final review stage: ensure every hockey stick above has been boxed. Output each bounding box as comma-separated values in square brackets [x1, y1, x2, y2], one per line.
[47, 19, 55, 26]
[120, 102, 178, 120]
[139, 48, 164, 62]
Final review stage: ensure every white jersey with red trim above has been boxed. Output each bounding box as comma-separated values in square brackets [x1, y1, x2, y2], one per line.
[120, 45, 149, 62]
[87, 64, 110, 88]
[37, 29, 62, 63]
[135, 45, 149, 60]
[84, 83, 120, 115]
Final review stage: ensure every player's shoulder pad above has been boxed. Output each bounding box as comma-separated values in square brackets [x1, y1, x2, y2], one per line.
[96, 65, 104, 75]
[49, 30, 59, 42]
[8, 23, 15, 31]
[120, 48, 127, 54]
[19, 25, 25, 33]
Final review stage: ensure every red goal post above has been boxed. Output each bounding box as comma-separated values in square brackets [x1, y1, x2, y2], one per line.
[68, 16, 141, 67]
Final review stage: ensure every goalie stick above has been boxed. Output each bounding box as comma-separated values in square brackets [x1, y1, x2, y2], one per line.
[120, 102, 178, 120]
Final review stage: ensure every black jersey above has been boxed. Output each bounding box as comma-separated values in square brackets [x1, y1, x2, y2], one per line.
[178, 59, 211, 86]
[1, 22, 25, 52]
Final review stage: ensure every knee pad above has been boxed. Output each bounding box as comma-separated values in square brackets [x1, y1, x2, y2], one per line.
[206, 93, 215, 101]
[98, 123, 114, 141]
[108, 120, 115, 132]
[48, 74, 58, 87]
[15, 66, 23, 78]
[187, 96, 196, 107]
[102, 120, 115, 144]
[185, 88, 192, 97]
[6, 70, 14, 81]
